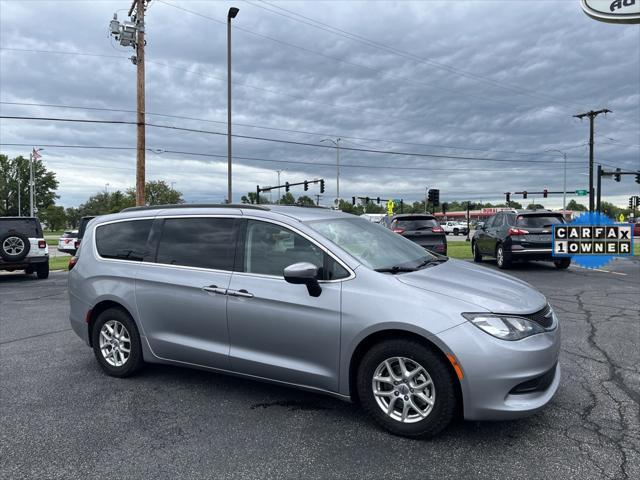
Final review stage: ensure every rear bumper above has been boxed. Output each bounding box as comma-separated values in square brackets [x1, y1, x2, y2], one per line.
[509, 246, 554, 261]
[0, 256, 48, 270]
[438, 321, 561, 420]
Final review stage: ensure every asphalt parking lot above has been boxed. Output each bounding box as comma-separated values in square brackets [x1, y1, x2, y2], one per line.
[1, 259, 639, 480]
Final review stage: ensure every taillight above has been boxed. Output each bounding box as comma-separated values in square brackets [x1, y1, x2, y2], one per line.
[432, 226, 445, 233]
[392, 228, 405, 234]
[38, 240, 46, 249]
[69, 256, 78, 270]
[508, 227, 529, 236]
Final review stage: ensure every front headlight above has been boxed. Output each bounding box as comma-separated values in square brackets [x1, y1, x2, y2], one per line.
[462, 313, 545, 341]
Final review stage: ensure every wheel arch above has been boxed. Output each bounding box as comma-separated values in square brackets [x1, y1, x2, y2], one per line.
[347, 329, 463, 415]
[87, 300, 137, 348]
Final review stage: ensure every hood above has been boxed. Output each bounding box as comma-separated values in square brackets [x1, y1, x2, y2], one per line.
[396, 259, 547, 314]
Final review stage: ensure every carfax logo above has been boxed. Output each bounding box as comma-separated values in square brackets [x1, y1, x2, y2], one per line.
[552, 212, 634, 269]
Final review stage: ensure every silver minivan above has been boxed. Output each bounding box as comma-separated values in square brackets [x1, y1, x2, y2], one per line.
[69, 205, 560, 437]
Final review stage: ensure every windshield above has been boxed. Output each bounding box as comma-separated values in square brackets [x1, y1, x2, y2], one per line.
[516, 215, 564, 228]
[396, 217, 438, 230]
[306, 217, 439, 270]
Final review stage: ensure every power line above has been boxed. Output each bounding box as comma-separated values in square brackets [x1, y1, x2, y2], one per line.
[0, 115, 586, 164]
[0, 100, 586, 158]
[0, 143, 586, 172]
[248, 0, 586, 111]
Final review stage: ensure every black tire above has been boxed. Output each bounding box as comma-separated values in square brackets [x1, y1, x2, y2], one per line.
[496, 244, 510, 269]
[472, 241, 482, 262]
[0, 231, 30, 262]
[453, 229, 459, 236]
[554, 258, 571, 269]
[36, 262, 49, 279]
[91, 308, 144, 378]
[357, 339, 457, 438]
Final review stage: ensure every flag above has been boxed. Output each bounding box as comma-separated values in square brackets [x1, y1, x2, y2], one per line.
[32, 148, 41, 160]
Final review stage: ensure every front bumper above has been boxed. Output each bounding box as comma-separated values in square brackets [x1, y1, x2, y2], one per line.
[438, 320, 561, 420]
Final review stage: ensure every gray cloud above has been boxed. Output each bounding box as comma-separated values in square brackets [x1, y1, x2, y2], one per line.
[0, 0, 638, 209]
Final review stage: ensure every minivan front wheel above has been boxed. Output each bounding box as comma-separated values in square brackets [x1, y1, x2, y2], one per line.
[357, 339, 456, 438]
[92, 308, 143, 377]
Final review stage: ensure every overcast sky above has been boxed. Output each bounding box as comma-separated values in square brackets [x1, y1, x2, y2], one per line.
[1, 0, 638, 209]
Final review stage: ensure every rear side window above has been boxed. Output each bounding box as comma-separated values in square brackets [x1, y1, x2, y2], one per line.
[96, 220, 153, 261]
[156, 217, 236, 270]
[0, 219, 43, 237]
[516, 215, 564, 228]
[396, 217, 438, 230]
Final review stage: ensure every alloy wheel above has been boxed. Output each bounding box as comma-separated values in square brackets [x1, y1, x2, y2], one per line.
[2, 236, 25, 255]
[372, 356, 436, 423]
[99, 320, 131, 367]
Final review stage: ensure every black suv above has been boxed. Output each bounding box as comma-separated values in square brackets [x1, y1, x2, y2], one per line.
[384, 214, 447, 255]
[471, 209, 570, 269]
[0, 217, 50, 278]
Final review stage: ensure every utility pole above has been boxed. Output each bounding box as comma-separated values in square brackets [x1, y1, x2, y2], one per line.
[276, 169, 282, 203]
[573, 109, 611, 211]
[109, 1, 148, 206]
[29, 151, 34, 217]
[315, 194, 321, 206]
[596, 164, 602, 213]
[17, 160, 21, 216]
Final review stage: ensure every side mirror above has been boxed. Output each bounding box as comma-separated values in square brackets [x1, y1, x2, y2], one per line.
[284, 262, 322, 297]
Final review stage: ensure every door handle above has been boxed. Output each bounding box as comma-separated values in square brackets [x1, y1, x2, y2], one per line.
[202, 285, 227, 295]
[228, 289, 254, 298]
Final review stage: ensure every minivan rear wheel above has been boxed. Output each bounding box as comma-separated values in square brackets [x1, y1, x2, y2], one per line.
[357, 339, 456, 438]
[92, 308, 143, 377]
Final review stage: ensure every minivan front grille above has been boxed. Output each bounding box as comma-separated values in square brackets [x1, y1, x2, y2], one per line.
[521, 303, 554, 329]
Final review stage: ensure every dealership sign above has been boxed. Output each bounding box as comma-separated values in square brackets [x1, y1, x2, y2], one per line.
[580, 0, 640, 23]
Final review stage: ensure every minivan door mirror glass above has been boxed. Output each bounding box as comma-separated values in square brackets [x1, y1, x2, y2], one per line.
[284, 262, 322, 297]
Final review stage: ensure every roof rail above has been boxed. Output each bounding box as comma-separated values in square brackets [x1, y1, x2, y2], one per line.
[121, 203, 270, 213]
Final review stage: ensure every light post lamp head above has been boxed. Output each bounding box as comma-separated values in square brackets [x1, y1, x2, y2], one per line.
[228, 7, 239, 19]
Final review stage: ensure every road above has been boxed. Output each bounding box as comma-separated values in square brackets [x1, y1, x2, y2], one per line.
[1, 259, 638, 479]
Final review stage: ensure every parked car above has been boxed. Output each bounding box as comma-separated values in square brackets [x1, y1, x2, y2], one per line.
[360, 213, 386, 224]
[385, 214, 447, 254]
[0, 217, 49, 278]
[472, 210, 570, 269]
[69, 204, 560, 438]
[57, 230, 78, 254]
[441, 221, 469, 236]
[72, 216, 96, 254]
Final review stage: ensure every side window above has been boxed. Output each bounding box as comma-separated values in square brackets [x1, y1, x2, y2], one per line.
[156, 217, 236, 270]
[243, 220, 349, 280]
[96, 219, 153, 261]
[484, 216, 495, 229]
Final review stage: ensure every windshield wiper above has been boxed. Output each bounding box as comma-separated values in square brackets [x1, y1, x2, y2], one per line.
[414, 257, 447, 269]
[374, 265, 418, 274]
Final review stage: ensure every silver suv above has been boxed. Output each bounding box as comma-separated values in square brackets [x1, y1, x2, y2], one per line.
[69, 205, 560, 437]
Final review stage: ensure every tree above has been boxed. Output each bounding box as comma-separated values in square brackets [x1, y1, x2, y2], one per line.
[65, 207, 81, 229]
[0, 154, 59, 216]
[78, 190, 134, 216]
[40, 205, 67, 231]
[566, 199, 587, 211]
[126, 180, 183, 206]
[527, 203, 545, 210]
[296, 195, 316, 206]
[279, 192, 296, 205]
[241, 192, 269, 204]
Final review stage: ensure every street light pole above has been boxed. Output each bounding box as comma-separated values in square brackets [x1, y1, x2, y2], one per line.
[29, 148, 43, 217]
[17, 160, 21, 216]
[545, 149, 568, 215]
[227, 7, 239, 204]
[321, 138, 341, 205]
[276, 169, 282, 203]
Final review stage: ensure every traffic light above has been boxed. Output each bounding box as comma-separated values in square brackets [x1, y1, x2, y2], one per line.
[630, 197, 634, 209]
[636, 174, 640, 184]
[614, 168, 621, 182]
[543, 189, 548, 198]
[442, 202, 448, 214]
[505, 192, 511, 203]
[285, 182, 290, 192]
[427, 189, 440, 207]
[352, 196, 356, 205]
[523, 191, 528, 199]
[304, 181, 309, 191]
[376, 197, 380, 204]
[365, 197, 370, 203]
[319, 180, 325, 193]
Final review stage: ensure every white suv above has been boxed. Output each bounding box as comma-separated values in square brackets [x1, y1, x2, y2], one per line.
[0, 217, 49, 278]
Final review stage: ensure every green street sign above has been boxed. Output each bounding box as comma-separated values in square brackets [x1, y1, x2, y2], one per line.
[575, 190, 588, 196]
